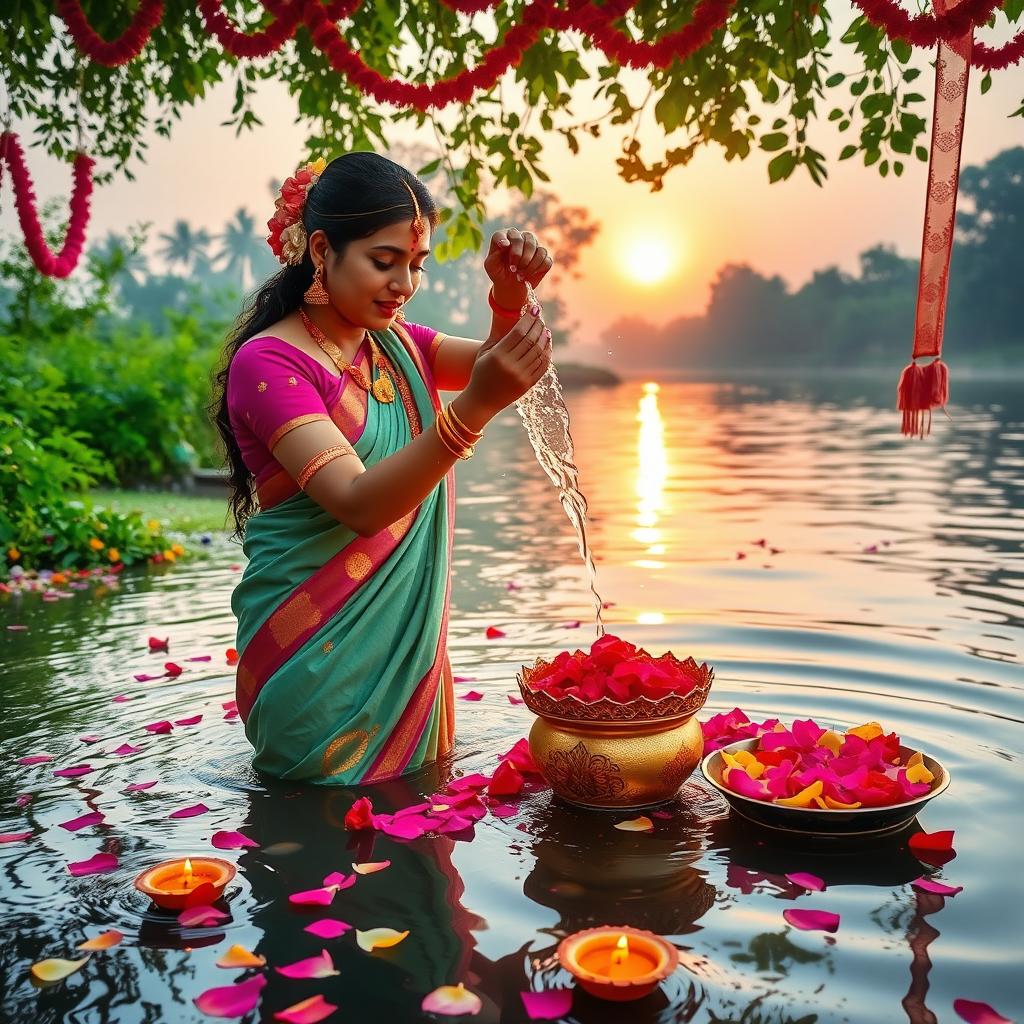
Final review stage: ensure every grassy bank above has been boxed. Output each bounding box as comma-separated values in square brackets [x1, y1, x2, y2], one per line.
[90, 490, 231, 535]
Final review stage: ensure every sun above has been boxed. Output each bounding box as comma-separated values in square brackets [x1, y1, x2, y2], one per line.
[621, 236, 676, 285]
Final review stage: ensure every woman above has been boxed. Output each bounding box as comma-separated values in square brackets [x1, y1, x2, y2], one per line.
[211, 152, 553, 785]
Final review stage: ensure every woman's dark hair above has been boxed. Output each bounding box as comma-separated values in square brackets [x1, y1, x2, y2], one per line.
[210, 152, 440, 540]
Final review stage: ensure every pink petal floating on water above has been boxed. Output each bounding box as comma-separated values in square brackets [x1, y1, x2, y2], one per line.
[222, 700, 237, 712]
[59, 811, 105, 832]
[79, 735, 101, 744]
[379, 814, 434, 840]
[53, 764, 95, 778]
[447, 773, 491, 792]
[783, 908, 840, 932]
[507, 694, 524, 705]
[169, 802, 209, 819]
[909, 829, 957, 865]
[435, 813, 475, 835]
[148, 636, 169, 652]
[736, 551, 747, 560]
[786, 872, 826, 892]
[289, 886, 338, 907]
[123, 780, 157, 792]
[485, 626, 505, 639]
[276, 949, 339, 979]
[0, 831, 33, 844]
[488, 760, 524, 797]
[179, 905, 230, 927]
[453, 675, 475, 683]
[18, 754, 53, 765]
[560, 621, 581, 629]
[112, 743, 142, 756]
[193, 974, 267, 1018]
[304, 918, 352, 939]
[489, 803, 518, 819]
[112, 694, 135, 703]
[353, 860, 390, 875]
[651, 810, 674, 820]
[133, 674, 161, 682]
[912, 877, 963, 897]
[952, 999, 1013, 1024]
[186, 655, 212, 662]
[506, 581, 522, 591]
[273, 995, 338, 1024]
[67, 853, 119, 876]
[164, 662, 183, 677]
[224, 709, 239, 721]
[174, 714, 203, 726]
[521, 988, 574, 1020]
[78, 929, 124, 951]
[421, 984, 482, 1017]
[322, 871, 356, 889]
[15, 794, 32, 808]
[211, 830, 259, 850]
[459, 691, 484, 701]
[144, 720, 173, 735]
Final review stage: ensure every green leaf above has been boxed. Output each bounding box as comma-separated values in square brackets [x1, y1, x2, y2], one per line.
[839, 144, 857, 160]
[891, 39, 912, 64]
[981, 72, 992, 95]
[768, 151, 797, 182]
[760, 132, 789, 152]
[825, 72, 845, 88]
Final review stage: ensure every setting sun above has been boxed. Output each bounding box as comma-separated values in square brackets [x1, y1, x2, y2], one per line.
[621, 236, 676, 285]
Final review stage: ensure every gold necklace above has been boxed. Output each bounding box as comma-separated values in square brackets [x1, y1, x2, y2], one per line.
[300, 310, 395, 403]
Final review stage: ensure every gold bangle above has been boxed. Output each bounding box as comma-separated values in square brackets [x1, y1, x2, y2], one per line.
[440, 404, 479, 450]
[446, 401, 483, 441]
[434, 414, 473, 460]
[296, 444, 355, 488]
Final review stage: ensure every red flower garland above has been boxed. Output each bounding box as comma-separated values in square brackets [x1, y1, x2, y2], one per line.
[973, 31, 1024, 69]
[850, 0, 1004, 46]
[56, 0, 165, 67]
[0, 132, 95, 279]
[197, 0, 304, 59]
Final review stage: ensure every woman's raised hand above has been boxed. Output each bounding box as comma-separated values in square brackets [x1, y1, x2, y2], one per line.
[484, 228, 554, 289]
[462, 309, 552, 420]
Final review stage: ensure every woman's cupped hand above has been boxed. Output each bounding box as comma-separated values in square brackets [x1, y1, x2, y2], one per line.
[484, 228, 554, 292]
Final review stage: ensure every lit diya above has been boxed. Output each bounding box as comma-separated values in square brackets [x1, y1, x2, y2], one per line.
[557, 925, 678, 1001]
[518, 634, 714, 809]
[134, 857, 236, 910]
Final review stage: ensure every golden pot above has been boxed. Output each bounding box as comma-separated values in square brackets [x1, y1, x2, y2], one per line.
[518, 659, 713, 810]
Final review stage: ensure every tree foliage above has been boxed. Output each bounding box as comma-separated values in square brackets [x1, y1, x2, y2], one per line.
[2, 1, 1020, 261]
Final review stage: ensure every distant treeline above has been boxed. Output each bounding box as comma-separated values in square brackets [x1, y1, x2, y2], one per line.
[604, 147, 1023, 371]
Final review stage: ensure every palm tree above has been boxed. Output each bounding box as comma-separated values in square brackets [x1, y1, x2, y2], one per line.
[90, 231, 149, 284]
[215, 208, 267, 290]
[157, 220, 213, 276]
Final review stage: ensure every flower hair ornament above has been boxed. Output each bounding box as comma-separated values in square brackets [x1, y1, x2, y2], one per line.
[267, 157, 327, 265]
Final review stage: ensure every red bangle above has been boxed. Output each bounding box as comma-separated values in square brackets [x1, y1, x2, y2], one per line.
[487, 287, 523, 319]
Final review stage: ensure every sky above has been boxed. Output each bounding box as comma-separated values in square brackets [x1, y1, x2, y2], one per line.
[3, 3, 1021, 355]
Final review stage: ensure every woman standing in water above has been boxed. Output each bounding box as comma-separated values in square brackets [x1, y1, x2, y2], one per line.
[211, 152, 553, 784]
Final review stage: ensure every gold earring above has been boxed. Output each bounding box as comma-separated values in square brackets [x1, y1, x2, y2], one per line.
[304, 264, 329, 306]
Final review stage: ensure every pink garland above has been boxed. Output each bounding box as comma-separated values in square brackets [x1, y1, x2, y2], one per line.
[0, 132, 95, 278]
[198, 0, 305, 58]
[56, 0, 165, 67]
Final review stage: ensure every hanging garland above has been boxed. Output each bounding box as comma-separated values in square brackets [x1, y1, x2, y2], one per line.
[55, 0, 164, 67]
[851, 0, 1006, 45]
[0, 132, 95, 279]
[197, 0, 304, 59]
[972, 30, 1024, 69]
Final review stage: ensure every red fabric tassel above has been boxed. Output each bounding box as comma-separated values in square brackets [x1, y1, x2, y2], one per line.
[897, 359, 950, 438]
[927, 358, 950, 408]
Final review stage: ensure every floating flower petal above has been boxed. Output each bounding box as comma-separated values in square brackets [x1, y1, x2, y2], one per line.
[165, 662, 183, 677]
[211, 830, 259, 850]
[30, 956, 90, 982]
[17, 754, 53, 765]
[353, 860, 390, 875]
[459, 691, 484, 701]
[322, 871, 356, 889]
[273, 994, 338, 1024]
[78, 930, 123, 951]
[123, 780, 157, 792]
[485, 626, 505, 639]
[216, 944, 266, 969]
[112, 743, 142, 756]
[783, 908, 840, 932]
[909, 829, 956, 865]
[144, 720, 173, 735]
[179, 905, 230, 927]
[614, 816, 654, 832]
[421, 983, 482, 1016]
[304, 919, 352, 939]
[0, 831, 33, 844]
[288, 886, 338, 907]
[356, 927, 409, 951]
[952, 999, 1012, 1024]
[276, 950, 339, 979]
[175, 715, 203, 726]
[912, 877, 963, 896]
[343, 796, 375, 831]
[148, 636, 169, 651]
[59, 811, 105, 832]
[194, 975, 267, 1018]
[785, 872, 826, 892]
[488, 760, 524, 797]
[521, 988, 574, 1020]
[53, 764, 95, 778]
[68, 853, 118, 876]
[170, 803, 210, 819]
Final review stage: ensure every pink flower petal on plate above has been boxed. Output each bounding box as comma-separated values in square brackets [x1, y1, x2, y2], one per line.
[783, 908, 840, 932]
[53, 764, 95, 778]
[421, 983, 482, 1016]
[67, 852, 119, 876]
[485, 626, 505, 639]
[174, 714, 203, 726]
[78, 929, 124, 951]
[169, 802, 209, 819]
[17, 754, 53, 765]
[111, 743, 142, 756]
[0, 831, 33, 844]
[952, 999, 1013, 1024]
[304, 919, 352, 939]
[521, 988, 574, 1020]
[786, 872, 826, 892]
[123, 780, 157, 792]
[273, 995, 338, 1024]
[912, 877, 963, 897]
[144, 720, 173, 734]
[459, 690, 484, 701]
[353, 860, 390, 875]
[507, 694, 524, 705]
[211, 830, 259, 850]
[59, 811, 105, 832]
[289, 886, 338, 907]
[193, 975, 267, 1018]
[276, 949, 339, 979]
[179, 904, 230, 927]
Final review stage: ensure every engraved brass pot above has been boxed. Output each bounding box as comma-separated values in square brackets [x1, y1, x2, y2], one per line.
[518, 660, 713, 810]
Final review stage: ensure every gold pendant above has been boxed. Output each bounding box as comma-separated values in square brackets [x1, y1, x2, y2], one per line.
[372, 374, 395, 403]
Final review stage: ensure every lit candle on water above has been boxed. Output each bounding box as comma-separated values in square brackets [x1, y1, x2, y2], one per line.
[183, 858, 193, 890]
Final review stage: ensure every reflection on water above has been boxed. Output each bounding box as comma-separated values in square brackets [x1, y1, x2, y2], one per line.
[1, 375, 1022, 1023]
